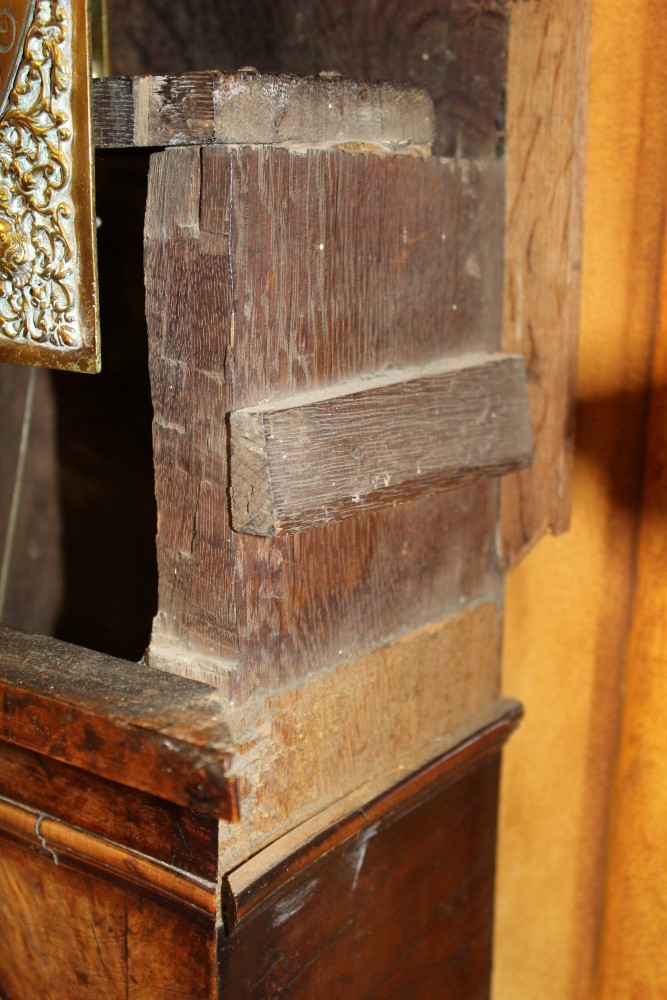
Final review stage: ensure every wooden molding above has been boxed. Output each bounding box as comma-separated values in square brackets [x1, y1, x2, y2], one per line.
[0, 796, 216, 915]
[230, 353, 533, 535]
[0, 627, 239, 821]
[93, 71, 435, 154]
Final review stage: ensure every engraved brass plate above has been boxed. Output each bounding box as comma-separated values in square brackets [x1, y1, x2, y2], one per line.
[0, 0, 99, 372]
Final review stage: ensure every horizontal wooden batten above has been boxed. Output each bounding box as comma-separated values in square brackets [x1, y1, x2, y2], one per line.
[229, 353, 533, 535]
[92, 71, 434, 154]
[0, 627, 239, 822]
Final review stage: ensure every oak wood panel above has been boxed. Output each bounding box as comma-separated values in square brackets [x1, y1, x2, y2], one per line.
[93, 71, 435, 154]
[145, 144, 504, 697]
[0, 626, 238, 820]
[221, 604, 503, 869]
[500, 0, 592, 565]
[0, 742, 218, 880]
[230, 353, 532, 535]
[0, 832, 216, 999]
[106, 0, 507, 158]
[144, 145, 238, 684]
[219, 710, 520, 999]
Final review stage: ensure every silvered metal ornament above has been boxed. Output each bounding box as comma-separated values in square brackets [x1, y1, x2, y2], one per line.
[0, 0, 99, 372]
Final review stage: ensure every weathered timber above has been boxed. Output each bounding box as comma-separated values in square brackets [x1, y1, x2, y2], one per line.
[93, 71, 434, 153]
[0, 741, 218, 880]
[0, 626, 239, 821]
[219, 702, 521, 998]
[145, 145, 504, 696]
[221, 603, 503, 868]
[105, 0, 507, 157]
[230, 353, 532, 536]
[500, 0, 591, 564]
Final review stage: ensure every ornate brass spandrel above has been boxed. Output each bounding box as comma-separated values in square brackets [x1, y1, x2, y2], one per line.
[0, 0, 99, 373]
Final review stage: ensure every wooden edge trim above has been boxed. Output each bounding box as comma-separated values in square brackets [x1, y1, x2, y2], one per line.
[222, 697, 522, 931]
[0, 627, 239, 823]
[0, 796, 216, 916]
[229, 354, 533, 536]
[92, 71, 435, 153]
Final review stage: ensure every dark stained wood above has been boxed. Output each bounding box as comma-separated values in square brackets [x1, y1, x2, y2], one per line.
[0, 626, 239, 821]
[219, 705, 521, 998]
[0, 741, 218, 880]
[144, 145, 238, 685]
[145, 145, 504, 696]
[0, 831, 216, 999]
[93, 72, 435, 153]
[230, 353, 532, 535]
[106, 0, 508, 157]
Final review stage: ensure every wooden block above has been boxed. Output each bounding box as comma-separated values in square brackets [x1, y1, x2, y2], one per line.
[105, 0, 507, 158]
[0, 627, 239, 821]
[220, 603, 504, 869]
[230, 353, 532, 535]
[93, 71, 435, 154]
[145, 144, 505, 696]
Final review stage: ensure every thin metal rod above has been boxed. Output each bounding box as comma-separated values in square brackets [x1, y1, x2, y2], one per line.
[0, 368, 36, 620]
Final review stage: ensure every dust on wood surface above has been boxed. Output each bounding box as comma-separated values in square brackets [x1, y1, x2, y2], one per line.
[0, 626, 238, 820]
[93, 71, 435, 155]
[145, 145, 504, 699]
[230, 353, 532, 535]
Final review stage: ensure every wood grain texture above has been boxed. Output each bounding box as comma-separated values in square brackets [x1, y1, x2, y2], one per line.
[230, 353, 532, 535]
[93, 71, 435, 154]
[105, 0, 507, 158]
[0, 741, 218, 880]
[224, 697, 521, 925]
[220, 603, 503, 870]
[500, 0, 592, 565]
[0, 626, 238, 820]
[0, 831, 216, 999]
[0, 796, 216, 914]
[145, 144, 504, 696]
[219, 709, 520, 999]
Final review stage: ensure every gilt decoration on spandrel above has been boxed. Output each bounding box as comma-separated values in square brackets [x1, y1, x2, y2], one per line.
[0, 0, 99, 372]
